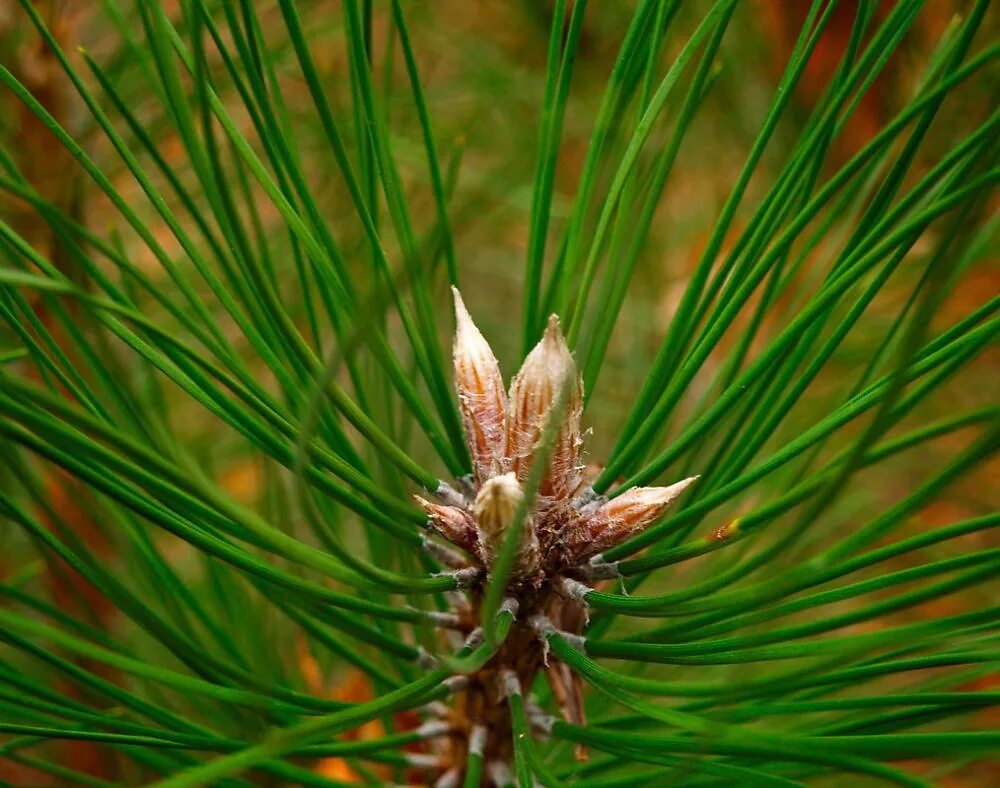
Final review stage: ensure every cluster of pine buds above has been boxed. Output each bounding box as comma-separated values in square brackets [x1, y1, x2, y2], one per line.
[412, 290, 695, 780]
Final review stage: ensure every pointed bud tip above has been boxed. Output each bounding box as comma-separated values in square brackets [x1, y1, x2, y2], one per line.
[639, 476, 698, 504]
[522, 313, 570, 364]
[452, 287, 493, 351]
[480, 471, 520, 500]
[543, 313, 566, 346]
[672, 476, 699, 492]
[519, 313, 571, 366]
[452, 286, 470, 323]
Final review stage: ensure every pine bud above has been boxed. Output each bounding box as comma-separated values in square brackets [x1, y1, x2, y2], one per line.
[569, 477, 698, 560]
[506, 315, 583, 500]
[414, 496, 478, 553]
[472, 472, 540, 576]
[452, 288, 508, 487]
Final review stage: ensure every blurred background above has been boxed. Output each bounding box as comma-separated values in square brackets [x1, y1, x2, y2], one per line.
[0, 0, 996, 783]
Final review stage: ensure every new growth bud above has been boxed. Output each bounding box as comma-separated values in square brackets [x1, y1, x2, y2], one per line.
[453, 288, 508, 486]
[437, 295, 696, 574]
[507, 315, 584, 500]
[473, 472, 540, 578]
[568, 476, 698, 560]
[415, 496, 478, 554]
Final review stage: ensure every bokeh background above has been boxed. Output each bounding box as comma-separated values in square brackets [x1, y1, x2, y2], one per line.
[1, 0, 996, 783]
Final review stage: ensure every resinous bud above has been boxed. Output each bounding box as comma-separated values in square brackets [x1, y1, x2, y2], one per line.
[507, 315, 584, 500]
[452, 287, 508, 487]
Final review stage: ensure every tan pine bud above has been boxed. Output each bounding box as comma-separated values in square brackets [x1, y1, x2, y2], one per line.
[452, 288, 508, 487]
[506, 315, 583, 500]
[472, 472, 540, 577]
[569, 477, 697, 560]
[414, 496, 478, 553]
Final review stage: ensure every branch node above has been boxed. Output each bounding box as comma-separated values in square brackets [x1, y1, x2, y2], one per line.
[575, 486, 603, 512]
[560, 631, 586, 652]
[434, 768, 460, 788]
[557, 576, 592, 604]
[415, 647, 437, 669]
[444, 674, 470, 692]
[435, 480, 468, 508]
[409, 607, 463, 628]
[499, 668, 521, 698]
[528, 613, 556, 638]
[423, 700, 451, 719]
[528, 613, 555, 664]
[578, 558, 620, 580]
[406, 752, 445, 769]
[438, 566, 482, 588]
[487, 760, 513, 787]
[528, 613, 585, 657]
[463, 626, 484, 650]
[415, 719, 452, 738]
[529, 713, 556, 737]
[421, 535, 470, 569]
[469, 724, 487, 756]
[499, 596, 519, 620]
